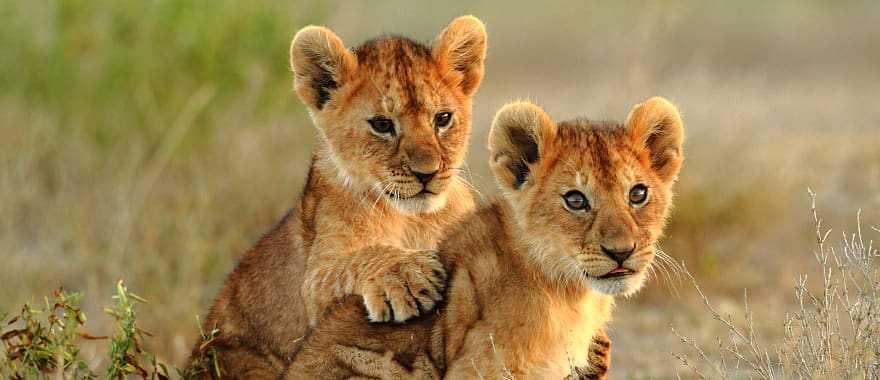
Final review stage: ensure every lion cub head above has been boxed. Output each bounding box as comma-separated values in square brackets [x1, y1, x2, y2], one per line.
[289, 16, 487, 213]
[489, 98, 684, 296]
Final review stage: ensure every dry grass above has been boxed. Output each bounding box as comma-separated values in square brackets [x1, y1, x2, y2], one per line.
[1, 1, 879, 377]
[671, 192, 880, 378]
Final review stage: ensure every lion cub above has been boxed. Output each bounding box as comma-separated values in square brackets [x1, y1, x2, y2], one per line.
[192, 17, 488, 378]
[285, 97, 685, 379]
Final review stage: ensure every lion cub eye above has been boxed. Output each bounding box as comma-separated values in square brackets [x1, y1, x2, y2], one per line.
[563, 191, 591, 212]
[629, 184, 649, 205]
[368, 116, 395, 135]
[434, 112, 453, 128]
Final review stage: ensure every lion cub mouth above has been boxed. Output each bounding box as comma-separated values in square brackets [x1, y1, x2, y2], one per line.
[385, 188, 436, 200]
[598, 267, 635, 279]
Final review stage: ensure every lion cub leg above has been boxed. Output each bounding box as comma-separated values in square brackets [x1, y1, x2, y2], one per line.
[285, 296, 438, 380]
[333, 346, 439, 380]
[304, 246, 447, 324]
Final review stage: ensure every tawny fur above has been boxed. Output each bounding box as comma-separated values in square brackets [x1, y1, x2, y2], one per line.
[284, 97, 685, 379]
[190, 16, 488, 379]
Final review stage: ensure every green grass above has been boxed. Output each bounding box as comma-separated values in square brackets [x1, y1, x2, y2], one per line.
[0, 0, 328, 146]
[1, 281, 220, 379]
[0, 0, 330, 370]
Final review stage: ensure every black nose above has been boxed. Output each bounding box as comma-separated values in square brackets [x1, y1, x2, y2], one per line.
[601, 245, 635, 265]
[412, 170, 437, 184]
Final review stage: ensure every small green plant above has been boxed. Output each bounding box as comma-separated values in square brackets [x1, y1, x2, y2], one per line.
[1, 280, 222, 379]
[104, 280, 169, 380]
[0, 288, 99, 379]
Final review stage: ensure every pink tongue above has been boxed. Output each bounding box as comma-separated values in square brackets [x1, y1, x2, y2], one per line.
[610, 267, 631, 274]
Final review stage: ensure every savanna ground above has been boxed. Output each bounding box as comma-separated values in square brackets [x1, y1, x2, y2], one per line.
[2, 1, 879, 378]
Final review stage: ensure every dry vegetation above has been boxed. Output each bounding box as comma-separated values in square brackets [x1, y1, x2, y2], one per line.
[672, 191, 880, 378]
[1, 0, 879, 378]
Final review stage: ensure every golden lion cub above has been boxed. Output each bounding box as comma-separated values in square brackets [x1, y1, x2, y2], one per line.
[285, 97, 685, 379]
[192, 17, 487, 378]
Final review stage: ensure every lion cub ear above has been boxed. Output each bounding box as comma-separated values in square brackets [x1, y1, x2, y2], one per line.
[625, 97, 685, 183]
[290, 26, 357, 112]
[433, 16, 487, 97]
[489, 101, 557, 191]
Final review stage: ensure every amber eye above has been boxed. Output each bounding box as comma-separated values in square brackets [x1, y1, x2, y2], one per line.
[629, 184, 648, 205]
[563, 191, 591, 211]
[434, 112, 453, 128]
[368, 116, 395, 135]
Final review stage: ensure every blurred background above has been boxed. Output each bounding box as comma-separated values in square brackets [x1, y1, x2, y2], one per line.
[1, 0, 878, 377]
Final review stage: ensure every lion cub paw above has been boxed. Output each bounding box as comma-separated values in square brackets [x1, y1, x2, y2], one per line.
[567, 330, 611, 380]
[360, 250, 447, 323]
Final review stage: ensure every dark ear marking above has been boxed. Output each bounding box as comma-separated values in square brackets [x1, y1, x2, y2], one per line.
[488, 101, 556, 192]
[506, 126, 540, 188]
[290, 26, 356, 112]
[510, 161, 529, 189]
[508, 126, 540, 164]
[311, 61, 338, 110]
[643, 125, 678, 172]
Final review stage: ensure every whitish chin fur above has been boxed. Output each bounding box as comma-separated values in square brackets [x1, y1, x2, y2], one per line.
[385, 191, 448, 214]
[589, 271, 648, 297]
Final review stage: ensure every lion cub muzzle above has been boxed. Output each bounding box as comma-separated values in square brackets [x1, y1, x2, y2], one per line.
[402, 128, 443, 183]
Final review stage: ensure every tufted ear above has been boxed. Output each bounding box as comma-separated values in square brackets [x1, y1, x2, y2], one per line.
[290, 26, 357, 111]
[489, 101, 557, 191]
[432, 15, 487, 97]
[625, 97, 685, 183]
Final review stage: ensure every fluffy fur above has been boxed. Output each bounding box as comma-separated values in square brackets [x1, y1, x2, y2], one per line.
[190, 16, 488, 378]
[284, 97, 685, 379]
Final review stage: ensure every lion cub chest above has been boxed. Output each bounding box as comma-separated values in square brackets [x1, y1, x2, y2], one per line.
[490, 292, 613, 378]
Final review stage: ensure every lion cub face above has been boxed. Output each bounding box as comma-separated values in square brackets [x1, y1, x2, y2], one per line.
[489, 98, 684, 296]
[290, 17, 487, 213]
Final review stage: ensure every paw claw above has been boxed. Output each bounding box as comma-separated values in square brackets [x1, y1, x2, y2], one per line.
[360, 250, 448, 323]
[365, 300, 391, 323]
[386, 287, 419, 323]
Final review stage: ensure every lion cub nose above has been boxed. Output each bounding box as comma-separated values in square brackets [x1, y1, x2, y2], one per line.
[601, 245, 635, 266]
[412, 170, 437, 184]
